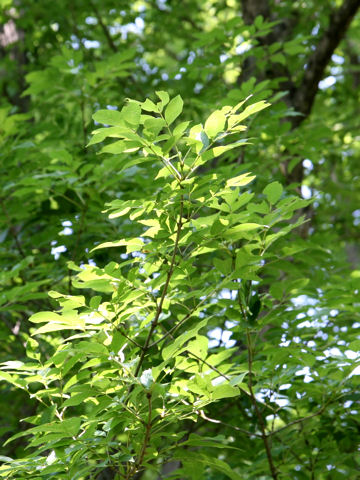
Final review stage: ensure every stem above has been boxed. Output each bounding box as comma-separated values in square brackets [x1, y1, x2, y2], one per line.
[125, 392, 153, 479]
[72, 204, 88, 262]
[159, 109, 183, 173]
[246, 329, 278, 480]
[147, 141, 182, 182]
[148, 275, 231, 348]
[135, 195, 184, 377]
[80, 88, 88, 147]
[275, 435, 312, 473]
[69, 203, 88, 293]
[125, 193, 184, 407]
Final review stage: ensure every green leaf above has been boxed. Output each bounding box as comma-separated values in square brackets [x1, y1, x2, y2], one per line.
[155, 90, 170, 107]
[223, 223, 262, 241]
[77, 341, 108, 356]
[162, 318, 208, 360]
[229, 372, 248, 386]
[204, 110, 226, 138]
[173, 121, 190, 136]
[186, 335, 208, 360]
[226, 173, 256, 188]
[263, 181, 283, 204]
[201, 140, 250, 162]
[101, 139, 143, 154]
[144, 117, 166, 135]
[29, 311, 62, 324]
[165, 95, 183, 125]
[62, 393, 90, 407]
[233, 100, 270, 122]
[32, 323, 84, 335]
[92, 109, 123, 126]
[181, 433, 241, 450]
[142, 98, 158, 112]
[212, 383, 240, 400]
[26, 338, 41, 361]
[174, 452, 243, 480]
[91, 238, 144, 252]
[5, 418, 81, 445]
[87, 126, 138, 146]
[122, 101, 141, 127]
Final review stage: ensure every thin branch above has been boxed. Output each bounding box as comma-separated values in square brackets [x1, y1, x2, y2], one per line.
[150, 239, 248, 351]
[196, 409, 261, 438]
[180, 15, 202, 32]
[345, 40, 360, 88]
[269, 378, 348, 438]
[136, 393, 153, 467]
[175, 396, 261, 439]
[117, 327, 143, 349]
[185, 349, 252, 400]
[68, 203, 88, 294]
[72, 205, 88, 262]
[270, 407, 325, 436]
[274, 435, 312, 473]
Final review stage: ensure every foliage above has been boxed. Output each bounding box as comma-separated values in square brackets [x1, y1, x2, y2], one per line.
[0, 1, 360, 479]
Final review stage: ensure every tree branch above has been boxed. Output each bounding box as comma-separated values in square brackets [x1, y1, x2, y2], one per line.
[89, 0, 117, 53]
[240, 0, 270, 24]
[293, 0, 360, 125]
[239, 0, 296, 97]
[285, 0, 359, 185]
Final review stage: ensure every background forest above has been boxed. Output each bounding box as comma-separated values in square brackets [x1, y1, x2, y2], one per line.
[0, 0, 360, 479]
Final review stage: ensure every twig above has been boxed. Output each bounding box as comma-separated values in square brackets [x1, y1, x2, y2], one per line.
[196, 409, 260, 438]
[117, 327, 143, 349]
[270, 407, 325, 436]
